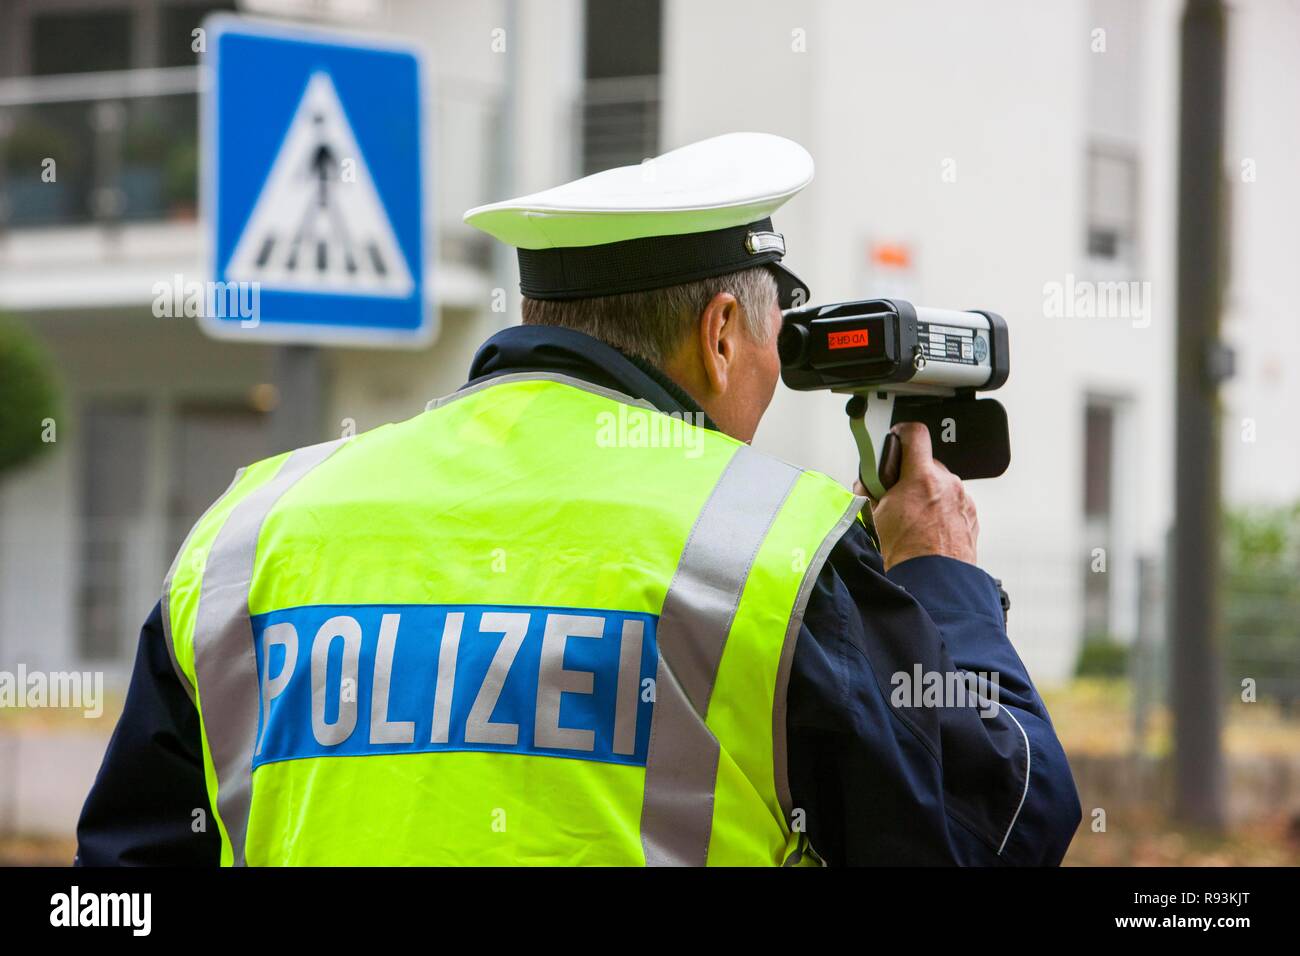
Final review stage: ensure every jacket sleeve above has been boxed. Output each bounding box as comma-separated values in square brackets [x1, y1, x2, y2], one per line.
[75, 601, 221, 866]
[785, 522, 1081, 865]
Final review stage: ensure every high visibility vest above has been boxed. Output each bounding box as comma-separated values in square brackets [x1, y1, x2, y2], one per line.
[163, 373, 861, 866]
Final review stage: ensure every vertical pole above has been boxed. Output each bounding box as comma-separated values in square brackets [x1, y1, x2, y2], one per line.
[1131, 556, 1151, 756]
[269, 345, 326, 453]
[0, 108, 11, 234]
[1171, 0, 1228, 829]
[92, 100, 126, 225]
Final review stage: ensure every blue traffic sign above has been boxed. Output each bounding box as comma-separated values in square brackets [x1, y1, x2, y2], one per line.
[201, 16, 431, 346]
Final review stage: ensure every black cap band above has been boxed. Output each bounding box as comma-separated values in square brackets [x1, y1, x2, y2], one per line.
[516, 217, 808, 306]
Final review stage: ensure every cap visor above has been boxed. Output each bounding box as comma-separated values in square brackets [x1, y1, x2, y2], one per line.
[769, 261, 811, 310]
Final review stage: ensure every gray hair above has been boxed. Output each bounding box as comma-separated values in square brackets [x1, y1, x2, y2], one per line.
[520, 266, 778, 366]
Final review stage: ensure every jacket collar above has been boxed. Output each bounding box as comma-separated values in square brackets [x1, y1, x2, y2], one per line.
[465, 325, 718, 430]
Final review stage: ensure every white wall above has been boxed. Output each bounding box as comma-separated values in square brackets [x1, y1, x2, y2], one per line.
[0, 439, 77, 672]
[1222, 0, 1300, 505]
[662, 0, 1191, 680]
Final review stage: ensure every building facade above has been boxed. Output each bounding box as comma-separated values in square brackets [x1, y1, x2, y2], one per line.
[0, 0, 1295, 686]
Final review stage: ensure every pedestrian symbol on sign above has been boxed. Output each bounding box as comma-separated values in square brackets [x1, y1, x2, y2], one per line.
[226, 71, 414, 298]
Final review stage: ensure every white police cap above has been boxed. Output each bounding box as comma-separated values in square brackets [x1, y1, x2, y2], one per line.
[463, 132, 813, 308]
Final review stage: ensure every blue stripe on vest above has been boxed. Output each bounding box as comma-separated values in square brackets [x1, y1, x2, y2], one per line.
[250, 604, 658, 770]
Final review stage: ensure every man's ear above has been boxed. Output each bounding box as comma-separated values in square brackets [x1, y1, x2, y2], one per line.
[697, 291, 742, 396]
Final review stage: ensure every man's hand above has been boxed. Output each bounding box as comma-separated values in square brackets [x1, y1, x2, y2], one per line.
[857, 421, 979, 571]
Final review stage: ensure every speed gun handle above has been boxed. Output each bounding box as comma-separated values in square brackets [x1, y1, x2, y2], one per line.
[878, 432, 902, 491]
[845, 393, 899, 500]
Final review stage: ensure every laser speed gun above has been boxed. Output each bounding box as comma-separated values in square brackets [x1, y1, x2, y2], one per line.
[779, 298, 1011, 499]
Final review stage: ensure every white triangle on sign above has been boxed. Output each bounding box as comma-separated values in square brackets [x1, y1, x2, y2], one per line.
[225, 71, 415, 298]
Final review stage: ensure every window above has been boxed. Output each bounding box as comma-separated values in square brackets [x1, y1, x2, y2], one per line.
[1083, 0, 1143, 270]
[74, 396, 270, 664]
[32, 10, 133, 76]
[1081, 398, 1127, 649]
[1085, 145, 1138, 266]
[1083, 401, 1114, 519]
[1, 2, 233, 228]
[580, 0, 662, 174]
[160, 1, 238, 68]
[29, 2, 237, 74]
[77, 401, 150, 662]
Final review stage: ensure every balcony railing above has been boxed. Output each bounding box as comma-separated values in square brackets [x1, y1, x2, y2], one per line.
[0, 67, 202, 229]
[0, 67, 507, 255]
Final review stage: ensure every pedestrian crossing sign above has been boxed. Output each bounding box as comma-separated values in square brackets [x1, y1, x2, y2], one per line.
[202, 16, 431, 346]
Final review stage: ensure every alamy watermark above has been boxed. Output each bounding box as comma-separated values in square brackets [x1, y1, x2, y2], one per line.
[890, 665, 1001, 718]
[50, 886, 151, 936]
[0, 664, 103, 718]
[1043, 273, 1152, 328]
[596, 406, 706, 458]
[152, 274, 262, 327]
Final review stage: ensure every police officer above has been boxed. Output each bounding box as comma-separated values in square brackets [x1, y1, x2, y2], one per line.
[77, 132, 1081, 866]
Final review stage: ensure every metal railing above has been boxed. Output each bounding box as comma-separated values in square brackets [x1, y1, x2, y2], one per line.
[0, 67, 203, 229]
[0, 66, 509, 247]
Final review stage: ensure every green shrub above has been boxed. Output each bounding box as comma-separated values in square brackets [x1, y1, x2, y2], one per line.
[1, 118, 76, 175]
[1223, 504, 1300, 711]
[1075, 633, 1129, 678]
[164, 138, 199, 207]
[0, 318, 61, 474]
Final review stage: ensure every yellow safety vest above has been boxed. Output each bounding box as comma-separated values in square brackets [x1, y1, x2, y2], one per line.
[163, 373, 861, 865]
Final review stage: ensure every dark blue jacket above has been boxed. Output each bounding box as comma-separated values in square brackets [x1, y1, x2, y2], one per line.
[76, 325, 1080, 866]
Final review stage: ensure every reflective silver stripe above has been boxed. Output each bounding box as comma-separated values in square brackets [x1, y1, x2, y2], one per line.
[641, 445, 801, 866]
[782, 839, 805, 867]
[160, 467, 247, 707]
[192, 439, 346, 866]
[773, 495, 865, 837]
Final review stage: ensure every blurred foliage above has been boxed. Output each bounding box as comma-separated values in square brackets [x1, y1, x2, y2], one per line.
[1, 117, 78, 174]
[1048, 677, 1300, 758]
[1224, 502, 1300, 568]
[1075, 633, 1129, 678]
[164, 138, 199, 209]
[1223, 503, 1300, 713]
[1049, 677, 1300, 866]
[1064, 808, 1300, 866]
[122, 118, 170, 166]
[1043, 678, 1147, 754]
[0, 836, 76, 867]
[0, 317, 61, 475]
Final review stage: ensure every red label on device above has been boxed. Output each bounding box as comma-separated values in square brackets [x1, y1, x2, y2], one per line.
[827, 328, 869, 350]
